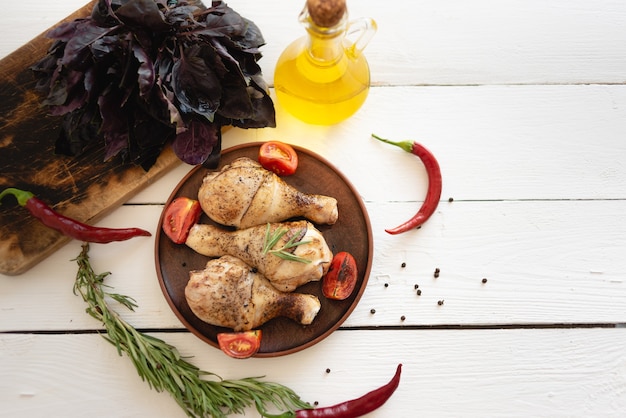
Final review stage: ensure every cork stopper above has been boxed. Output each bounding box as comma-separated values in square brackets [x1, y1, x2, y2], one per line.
[306, 0, 347, 28]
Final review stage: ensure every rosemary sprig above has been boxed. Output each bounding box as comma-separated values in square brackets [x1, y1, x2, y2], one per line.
[72, 243, 310, 418]
[262, 223, 312, 264]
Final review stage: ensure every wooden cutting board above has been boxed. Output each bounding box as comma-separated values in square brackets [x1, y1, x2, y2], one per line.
[0, 1, 182, 275]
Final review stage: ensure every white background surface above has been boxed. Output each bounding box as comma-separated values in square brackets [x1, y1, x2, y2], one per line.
[2, 0, 626, 416]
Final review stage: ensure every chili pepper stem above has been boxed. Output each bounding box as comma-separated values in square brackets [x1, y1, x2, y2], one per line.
[0, 187, 34, 206]
[371, 133, 414, 153]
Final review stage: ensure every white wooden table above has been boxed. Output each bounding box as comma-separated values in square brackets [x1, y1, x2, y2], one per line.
[2, 0, 626, 416]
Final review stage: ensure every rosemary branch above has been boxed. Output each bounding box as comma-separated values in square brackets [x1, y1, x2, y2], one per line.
[72, 243, 310, 418]
[262, 223, 312, 264]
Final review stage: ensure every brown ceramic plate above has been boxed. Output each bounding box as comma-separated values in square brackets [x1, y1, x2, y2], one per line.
[155, 142, 373, 357]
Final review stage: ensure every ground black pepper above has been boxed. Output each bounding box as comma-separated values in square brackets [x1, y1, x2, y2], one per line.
[384, 283, 389, 288]
[482, 278, 488, 283]
[401, 262, 406, 268]
[416, 289, 422, 295]
[400, 315, 406, 321]
[437, 300, 444, 306]
[370, 308, 376, 314]
[326, 368, 331, 373]
[434, 268, 440, 278]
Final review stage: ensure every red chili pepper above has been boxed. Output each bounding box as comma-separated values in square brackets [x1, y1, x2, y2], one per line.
[372, 134, 442, 235]
[265, 364, 402, 418]
[0, 187, 151, 243]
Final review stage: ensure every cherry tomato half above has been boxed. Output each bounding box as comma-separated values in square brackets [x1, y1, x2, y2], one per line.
[162, 197, 202, 244]
[217, 330, 262, 359]
[322, 251, 358, 300]
[258, 141, 298, 176]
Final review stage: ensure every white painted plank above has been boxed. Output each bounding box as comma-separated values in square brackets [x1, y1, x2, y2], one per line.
[2, 199, 626, 331]
[359, 0, 626, 86]
[193, 0, 626, 85]
[133, 84, 626, 204]
[1, 328, 626, 417]
[351, 199, 626, 327]
[3, 1, 626, 85]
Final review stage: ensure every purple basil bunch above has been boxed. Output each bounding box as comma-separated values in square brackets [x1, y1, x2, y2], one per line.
[32, 0, 275, 170]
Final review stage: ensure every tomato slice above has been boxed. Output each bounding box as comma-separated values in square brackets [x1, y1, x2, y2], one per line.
[258, 141, 298, 176]
[322, 252, 358, 300]
[217, 330, 262, 359]
[162, 197, 202, 244]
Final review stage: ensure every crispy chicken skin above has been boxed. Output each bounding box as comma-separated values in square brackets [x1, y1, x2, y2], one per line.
[185, 220, 333, 292]
[185, 255, 321, 331]
[198, 157, 338, 229]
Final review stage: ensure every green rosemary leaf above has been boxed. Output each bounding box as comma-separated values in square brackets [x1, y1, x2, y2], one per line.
[72, 243, 310, 418]
[282, 232, 311, 250]
[108, 292, 138, 310]
[273, 250, 313, 264]
[262, 223, 312, 264]
[263, 222, 288, 254]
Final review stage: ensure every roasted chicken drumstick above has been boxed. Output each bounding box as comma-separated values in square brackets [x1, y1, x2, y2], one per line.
[185, 220, 332, 292]
[198, 157, 338, 229]
[185, 255, 321, 331]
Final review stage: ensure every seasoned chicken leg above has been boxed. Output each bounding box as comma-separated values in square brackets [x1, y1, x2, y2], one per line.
[186, 220, 332, 292]
[185, 255, 321, 331]
[198, 157, 338, 229]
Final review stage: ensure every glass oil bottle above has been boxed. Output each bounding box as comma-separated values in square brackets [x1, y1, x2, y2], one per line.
[274, 0, 376, 125]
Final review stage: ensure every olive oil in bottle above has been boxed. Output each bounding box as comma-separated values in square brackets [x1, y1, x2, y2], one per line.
[274, 0, 376, 125]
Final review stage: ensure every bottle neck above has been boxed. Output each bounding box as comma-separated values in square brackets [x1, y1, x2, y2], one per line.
[300, 9, 347, 65]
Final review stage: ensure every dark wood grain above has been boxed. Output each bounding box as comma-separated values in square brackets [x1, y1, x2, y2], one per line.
[0, 1, 181, 275]
[155, 143, 373, 357]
